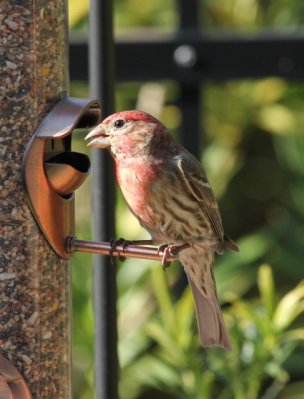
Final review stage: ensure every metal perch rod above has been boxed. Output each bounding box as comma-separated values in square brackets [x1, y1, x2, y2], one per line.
[66, 236, 179, 263]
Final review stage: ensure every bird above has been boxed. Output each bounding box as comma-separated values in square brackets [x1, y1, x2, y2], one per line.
[85, 110, 238, 350]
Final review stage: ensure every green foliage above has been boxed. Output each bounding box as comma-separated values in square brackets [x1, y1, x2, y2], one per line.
[70, 76, 304, 399]
[69, 1, 304, 398]
[202, 0, 304, 29]
[114, 0, 177, 30]
[68, 0, 177, 31]
[119, 265, 304, 399]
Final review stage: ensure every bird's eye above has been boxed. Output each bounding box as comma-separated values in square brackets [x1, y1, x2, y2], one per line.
[114, 119, 125, 128]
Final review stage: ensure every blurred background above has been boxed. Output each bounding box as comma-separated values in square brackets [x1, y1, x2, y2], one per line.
[69, 1, 304, 398]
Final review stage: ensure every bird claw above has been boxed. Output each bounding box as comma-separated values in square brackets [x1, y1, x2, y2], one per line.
[158, 244, 174, 270]
[109, 237, 130, 262]
[109, 238, 154, 263]
[158, 243, 190, 270]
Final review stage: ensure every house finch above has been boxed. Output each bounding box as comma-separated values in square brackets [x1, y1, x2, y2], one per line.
[86, 110, 238, 350]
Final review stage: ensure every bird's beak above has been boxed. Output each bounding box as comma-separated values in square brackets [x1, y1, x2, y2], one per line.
[85, 124, 111, 148]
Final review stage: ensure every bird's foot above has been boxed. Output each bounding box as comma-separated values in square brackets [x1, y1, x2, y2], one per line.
[109, 237, 130, 262]
[109, 238, 155, 262]
[158, 243, 190, 270]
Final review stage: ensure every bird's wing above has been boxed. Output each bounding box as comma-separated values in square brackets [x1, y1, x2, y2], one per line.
[174, 151, 224, 242]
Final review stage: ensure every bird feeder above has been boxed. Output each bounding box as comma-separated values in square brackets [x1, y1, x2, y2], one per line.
[0, 2, 177, 398]
[22, 97, 100, 260]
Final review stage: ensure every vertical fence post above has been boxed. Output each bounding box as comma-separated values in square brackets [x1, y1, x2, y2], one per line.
[89, 0, 119, 398]
[177, 0, 201, 157]
[0, 1, 71, 398]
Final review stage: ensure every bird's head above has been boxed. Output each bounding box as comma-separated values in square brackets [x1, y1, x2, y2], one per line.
[85, 110, 177, 160]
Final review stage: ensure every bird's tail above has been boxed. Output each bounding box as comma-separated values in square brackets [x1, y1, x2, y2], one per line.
[188, 278, 232, 350]
[179, 247, 232, 350]
[224, 234, 239, 252]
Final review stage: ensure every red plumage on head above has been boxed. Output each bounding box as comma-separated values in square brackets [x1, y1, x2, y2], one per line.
[103, 110, 159, 125]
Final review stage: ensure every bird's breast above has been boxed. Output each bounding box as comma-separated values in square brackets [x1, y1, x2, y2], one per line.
[115, 159, 215, 245]
[115, 161, 159, 225]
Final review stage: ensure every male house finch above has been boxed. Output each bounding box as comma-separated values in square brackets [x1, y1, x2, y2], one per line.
[86, 110, 238, 350]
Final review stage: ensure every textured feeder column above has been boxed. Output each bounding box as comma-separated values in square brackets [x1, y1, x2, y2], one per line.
[0, 1, 70, 398]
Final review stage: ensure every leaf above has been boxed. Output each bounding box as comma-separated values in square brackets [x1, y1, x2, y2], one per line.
[174, 286, 196, 347]
[151, 267, 175, 332]
[198, 371, 215, 399]
[277, 381, 304, 399]
[257, 104, 295, 135]
[122, 355, 181, 392]
[252, 78, 286, 105]
[144, 321, 188, 367]
[258, 264, 276, 318]
[281, 328, 304, 343]
[273, 282, 304, 331]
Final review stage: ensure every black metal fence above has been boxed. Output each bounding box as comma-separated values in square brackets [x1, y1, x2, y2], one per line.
[70, 0, 304, 397]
